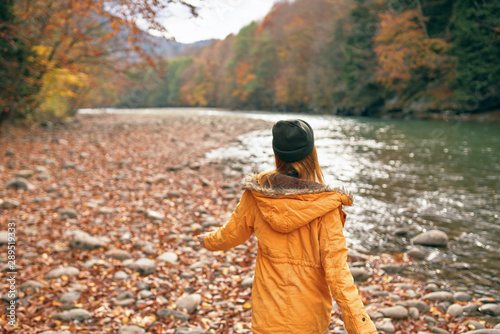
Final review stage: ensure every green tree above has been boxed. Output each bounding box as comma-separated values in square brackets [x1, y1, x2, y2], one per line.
[450, 0, 500, 112]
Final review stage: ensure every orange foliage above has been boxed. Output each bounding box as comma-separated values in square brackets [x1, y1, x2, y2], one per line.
[373, 10, 450, 90]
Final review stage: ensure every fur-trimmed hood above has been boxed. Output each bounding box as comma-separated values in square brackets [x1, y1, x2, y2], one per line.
[240, 173, 353, 233]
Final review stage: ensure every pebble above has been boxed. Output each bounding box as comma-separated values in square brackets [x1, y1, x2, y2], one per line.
[464, 303, 479, 313]
[397, 300, 430, 313]
[409, 307, 420, 319]
[157, 308, 191, 321]
[421, 291, 454, 302]
[114, 298, 135, 306]
[19, 280, 45, 292]
[380, 264, 404, 274]
[174, 328, 207, 334]
[157, 252, 179, 264]
[124, 258, 156, 275]
[145, 209, 165, 220]
[105, 249, 133, 260]
[1, 198, 20, 209]
[412, 229, 448, 247]
[0, 231, 10, 244]
[375, 319, 395, 333]
[4, 177, 34, 190]
[83, 258, 113, 268]
[53, 309, 92, 321]
[454, 292, 472, 302]
[113, 271, 130, 280]
[62, 162, 76, 169]
[118, 325, 145, 334]
[241, 276, 254, 288]
[447, 304, 464, 318]
[379, 305, 408, 319]
[424, 283, 440, 292]
[175, 293, 202, 314]
[59, 208, 78, 219]
[478, 303, 500, 316]
[117, 291, 134, 300]
[59, 291, 81, 304]
[39, 331, 72, 334]
[350, 267, 371, 282]
[69, 230, 106, 250]
[137, 290, 153, 299]
[467, 320, 486, 330]
[15, 170, 33, 178]
[135, 282, 150, 290]
[46, 266, 80, 279]
[430, 326, 450, 334]
[424, 315, 438, 325]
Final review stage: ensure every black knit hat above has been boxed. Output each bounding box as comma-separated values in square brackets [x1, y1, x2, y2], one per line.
[272, 119, 314, 162]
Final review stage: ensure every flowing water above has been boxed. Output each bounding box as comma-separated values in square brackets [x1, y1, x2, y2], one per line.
[204, 110, 500, 299]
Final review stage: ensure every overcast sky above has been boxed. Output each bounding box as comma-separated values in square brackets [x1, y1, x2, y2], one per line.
[161, 0, 280, 44]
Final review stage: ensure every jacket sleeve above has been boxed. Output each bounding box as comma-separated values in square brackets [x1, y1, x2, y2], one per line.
[204, 189, 255, 251]
[319, 207, 378, 334]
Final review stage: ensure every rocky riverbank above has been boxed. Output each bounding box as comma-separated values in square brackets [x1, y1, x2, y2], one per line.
[0, 112, 499, 333]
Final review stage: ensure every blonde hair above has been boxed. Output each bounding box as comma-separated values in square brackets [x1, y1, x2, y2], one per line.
[257, 146, 325, 186]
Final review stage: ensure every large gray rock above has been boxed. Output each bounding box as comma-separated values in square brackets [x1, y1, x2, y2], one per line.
[46, 267, 80, 279]
[412, 230, 448, 247]
[463, 330, 500, 334]
[124, 258, 156, 275]
[69, 230, 106, 250]
[421, 291, 454, 302]
[447, 304, 464, 318]
[478, 304, 500, 316]
[454, 292, 472, 302]
[175, 293, 202, 314]
[379, 305, 409, 319]
[53, 309, 92, 321]
[118, 325, 145, 334]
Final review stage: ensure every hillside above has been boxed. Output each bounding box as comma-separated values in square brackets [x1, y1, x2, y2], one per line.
[87, 0, 500, 118]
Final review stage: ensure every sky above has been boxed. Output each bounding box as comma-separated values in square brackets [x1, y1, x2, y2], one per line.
[160, 0, 280, 44]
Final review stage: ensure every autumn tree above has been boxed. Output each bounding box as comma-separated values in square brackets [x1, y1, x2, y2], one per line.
[373, 9, 453, 112]
[0, 0, 199, 124]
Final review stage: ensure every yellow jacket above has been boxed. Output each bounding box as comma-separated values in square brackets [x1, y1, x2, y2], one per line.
[204, 174, 377, 334]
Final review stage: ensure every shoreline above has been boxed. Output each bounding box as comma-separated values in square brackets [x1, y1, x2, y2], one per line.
[0, 113, 499, 333]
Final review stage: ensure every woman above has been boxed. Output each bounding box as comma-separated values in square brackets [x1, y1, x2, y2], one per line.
[200, 119, 377, 333]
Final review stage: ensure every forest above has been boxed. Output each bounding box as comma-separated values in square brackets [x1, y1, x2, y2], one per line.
[1, 0, 499, 123]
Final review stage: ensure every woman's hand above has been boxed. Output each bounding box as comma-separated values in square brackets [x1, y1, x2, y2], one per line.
[198, 233, 207, 248]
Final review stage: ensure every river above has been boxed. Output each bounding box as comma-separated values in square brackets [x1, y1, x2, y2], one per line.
[81, 107, 500, 299]
[203, 109, 500, 299]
